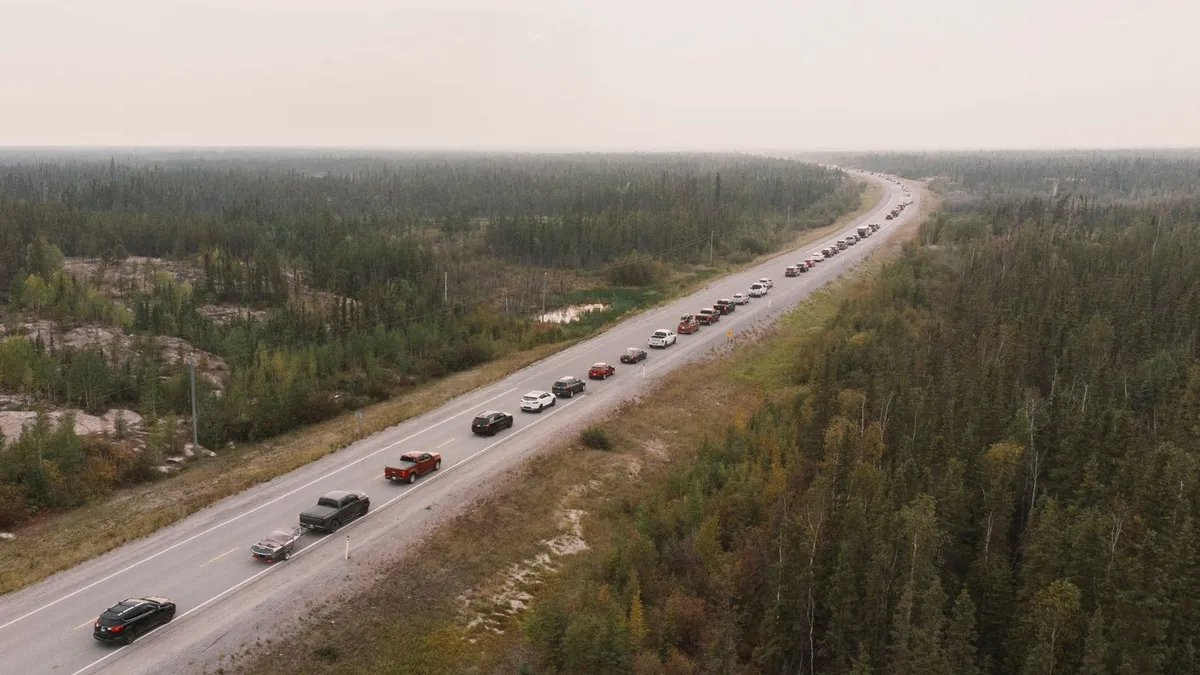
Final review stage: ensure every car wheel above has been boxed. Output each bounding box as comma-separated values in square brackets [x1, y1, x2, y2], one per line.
[329, 520, 341, 533]
[122, 631, 134, 646]
[434, 459, 441, 470]
[408, 471, 417, 484]
[565, 390, 573, 398]
[549, 397, 556, 406]
[283, 549, 292, 561]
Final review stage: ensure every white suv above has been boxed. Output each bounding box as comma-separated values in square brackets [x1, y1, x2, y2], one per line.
[520, 391, 556, 412]
[749, 283, 767, 297]
[758, 277, 773, 289]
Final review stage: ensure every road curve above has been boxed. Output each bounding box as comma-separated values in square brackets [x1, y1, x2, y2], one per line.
[0, 169, 920, 675]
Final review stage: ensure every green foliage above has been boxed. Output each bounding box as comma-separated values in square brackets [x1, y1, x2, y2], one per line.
[580, 427, 614, 451]
[520, 159, 1200, 673]
[606, 253, 665, 287]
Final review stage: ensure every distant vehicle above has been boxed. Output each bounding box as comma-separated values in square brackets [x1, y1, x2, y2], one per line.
[697, 308, 720, 324]
[714, 299, 735, 314]
[520, 390, 556, 412]
[94, 597, 176, 645]
[857, 225, 870, 238]
[677, 313, 701, 334]
[795, 261, 810, 272]
[251, 527, 302, 563]
[870, 223, 880, 231]
[385, 451, 441, 483]
[748, 283, 767, 297]
[836, 241, 848, 250]
[648, 329, 677, 348]
[785, 265, 799, 277]
[759, 277, 774, 288]
[810, 251, 825, 262]
[551, 376, 586, 398]
[588, 362, 616, 379]
[821, 247, 833, 258]
[300, 491, 369, 533]
[732, 293, 749, 304]
[620, 347, 648, 364]
[472, 410, 515, 434]
[804, 258, 816, 268]
[886, 214, 894, 220]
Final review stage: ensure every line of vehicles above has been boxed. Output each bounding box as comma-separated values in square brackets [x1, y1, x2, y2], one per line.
[91, 209, 905, 649]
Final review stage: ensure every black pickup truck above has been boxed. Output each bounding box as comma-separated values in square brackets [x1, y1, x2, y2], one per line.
[299, 491, 369, 533]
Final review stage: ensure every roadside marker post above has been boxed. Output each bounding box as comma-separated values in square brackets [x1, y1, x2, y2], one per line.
[642, 363, 646, 381]
[345, 535, 350, 560]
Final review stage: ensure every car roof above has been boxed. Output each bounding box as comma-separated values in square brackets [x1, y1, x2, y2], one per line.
[400, 450, 426, 459]
[626, 346, 642, 351]
[322, 490, 350, 501]
[555, 376, 576, 382]
[477, 410, 502, 416]
[592, 362, 608, 367]
[523, 390, 549, 397]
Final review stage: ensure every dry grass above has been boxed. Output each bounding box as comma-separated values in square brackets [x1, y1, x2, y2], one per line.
[226, 179, 931, 675]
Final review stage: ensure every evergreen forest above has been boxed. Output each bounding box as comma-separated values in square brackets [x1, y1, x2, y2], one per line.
[523, 153, 1200, 674]
[0, 151, 857, 526]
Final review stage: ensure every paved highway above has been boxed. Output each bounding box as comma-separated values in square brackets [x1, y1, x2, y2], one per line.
[0, 169, 920, 675]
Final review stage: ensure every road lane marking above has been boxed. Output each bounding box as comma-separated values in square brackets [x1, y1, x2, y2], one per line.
[74, 618, 95, 631]
[69, 395, 591, 675]
[201, 547, 239, 567]
[435, 437, 455, 449]
[0, 385, 518, 634]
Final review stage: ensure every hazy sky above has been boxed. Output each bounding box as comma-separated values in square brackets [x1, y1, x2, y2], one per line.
[3, 0, 1198, 150]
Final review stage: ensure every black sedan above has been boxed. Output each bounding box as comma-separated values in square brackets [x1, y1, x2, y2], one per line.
[620, 347, 648, 364]
[94, 597, 176, 645]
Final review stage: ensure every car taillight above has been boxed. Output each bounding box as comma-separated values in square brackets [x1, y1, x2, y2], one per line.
[111, 624, 124, 632]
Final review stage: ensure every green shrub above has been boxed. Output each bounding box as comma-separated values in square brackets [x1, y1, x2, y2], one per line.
[580, 427, 613, 450]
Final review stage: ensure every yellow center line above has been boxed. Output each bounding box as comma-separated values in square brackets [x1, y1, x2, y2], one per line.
[201, 547, 239, 567]
[75, 617, 97, 630]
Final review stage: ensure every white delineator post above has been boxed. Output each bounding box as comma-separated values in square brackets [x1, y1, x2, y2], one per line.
[345, 535, 350, 560]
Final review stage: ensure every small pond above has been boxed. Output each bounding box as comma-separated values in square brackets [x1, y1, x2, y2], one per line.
[537, 303, 610, 324]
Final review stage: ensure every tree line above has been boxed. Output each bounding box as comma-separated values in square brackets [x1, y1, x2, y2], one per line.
[523, 167, 1200, 673]
[0, 153, 856, 527]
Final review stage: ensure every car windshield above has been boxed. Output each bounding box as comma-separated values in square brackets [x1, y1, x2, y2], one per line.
[556, 377, 573, 384]
[653, 331, 667, 337]
[592, 363, 605, 368]
[400, 456, 417, 463]
[473, 416, 489, 424]
[522, 395, 537, 401]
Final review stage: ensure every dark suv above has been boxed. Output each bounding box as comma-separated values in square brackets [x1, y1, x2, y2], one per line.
[714, 299, 735, 314]
[471, 410, 514, 436]
[94, 597, 176, 645]
[551, 376, 586, 398]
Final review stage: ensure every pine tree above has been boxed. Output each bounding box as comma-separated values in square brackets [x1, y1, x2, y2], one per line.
[946, 587, 981, 675]
[1079, 609, 1108, 675]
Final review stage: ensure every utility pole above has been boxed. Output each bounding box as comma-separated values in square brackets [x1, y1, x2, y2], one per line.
[541, 272, 548, 318]
[709, 231, 714, 264]
[189, 354, 199, 452]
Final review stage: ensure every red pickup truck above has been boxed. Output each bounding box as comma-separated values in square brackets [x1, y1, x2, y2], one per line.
[384, 451, 442, 483]
[677, 314, 701, 334]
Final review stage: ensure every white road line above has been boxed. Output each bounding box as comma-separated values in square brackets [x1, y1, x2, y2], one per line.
[435, 438, 455, 449]
[69, 395, 590, 675]
[74, 618, 96, 631]
[0, 386, 518, 634]
[200, 547, 238, 567]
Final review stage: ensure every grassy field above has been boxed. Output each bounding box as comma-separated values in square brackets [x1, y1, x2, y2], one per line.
[221, 179, 930, 675]
[0, 179, 882, 596]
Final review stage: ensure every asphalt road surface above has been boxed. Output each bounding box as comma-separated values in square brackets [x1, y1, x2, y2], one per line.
[0, 169, 920, 675]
